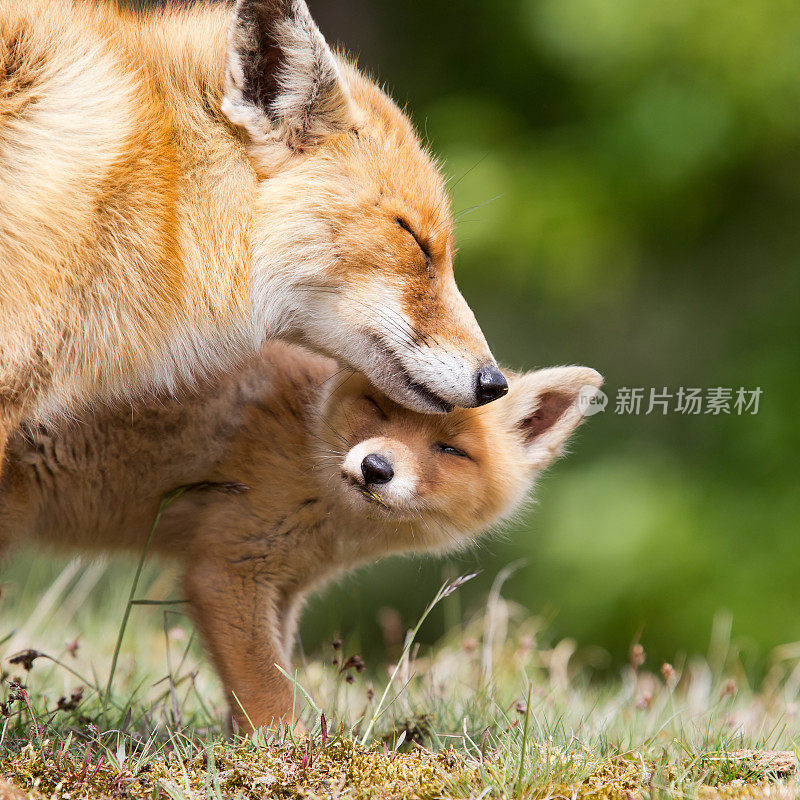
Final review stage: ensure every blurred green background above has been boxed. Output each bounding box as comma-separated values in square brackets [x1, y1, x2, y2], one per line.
[7, 0, 800, 673]
[300, 0, 800, 669]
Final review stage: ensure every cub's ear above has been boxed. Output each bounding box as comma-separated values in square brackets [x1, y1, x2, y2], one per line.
[222, 0, 357, 151]
[502, 367, 603, 470]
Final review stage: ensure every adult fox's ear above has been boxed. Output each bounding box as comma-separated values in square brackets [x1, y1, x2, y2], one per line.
[222, 0, 356, 151]
[503, 367, 603, 470]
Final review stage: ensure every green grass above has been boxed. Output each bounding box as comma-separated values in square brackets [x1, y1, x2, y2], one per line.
[1, 544, 798, 799]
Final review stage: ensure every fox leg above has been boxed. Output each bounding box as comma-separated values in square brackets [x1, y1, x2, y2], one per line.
[0, 405, 20, 481]
[278, 596, 304, 666]
[0, 344, 53, 479]
[183, 558, 299, 732]
[0, 418, 8, 478]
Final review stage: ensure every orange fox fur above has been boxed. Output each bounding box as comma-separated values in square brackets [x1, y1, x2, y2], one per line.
[0, 0, 503, 475]
[0, 342, 601, 730]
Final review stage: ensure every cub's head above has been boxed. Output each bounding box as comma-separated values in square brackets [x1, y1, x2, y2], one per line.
[316, 366, 603, 553]
[223, 0, 505, 413]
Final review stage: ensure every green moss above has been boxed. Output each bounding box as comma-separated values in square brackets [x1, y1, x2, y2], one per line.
[5, 739, 793, 800]
[2, 737, 481, 800]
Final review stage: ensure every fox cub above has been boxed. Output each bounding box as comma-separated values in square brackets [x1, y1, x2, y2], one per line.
[0, 0, 504, 476]
[0, 344, 601, 730]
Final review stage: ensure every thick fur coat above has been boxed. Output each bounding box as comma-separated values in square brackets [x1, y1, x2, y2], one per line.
[0, 0, 504, 474]
[0, 342, 600, 729]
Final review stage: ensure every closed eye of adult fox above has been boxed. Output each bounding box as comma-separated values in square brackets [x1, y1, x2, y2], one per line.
[0, 342, 602, 731]
[0, 0, 506, 475]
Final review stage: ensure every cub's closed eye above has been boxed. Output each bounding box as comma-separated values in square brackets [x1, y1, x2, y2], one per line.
[435, 442, 469, 459]
[363, 395, 387, 419]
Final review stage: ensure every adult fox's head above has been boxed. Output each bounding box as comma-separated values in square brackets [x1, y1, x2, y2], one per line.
[222, 0, 506, 412]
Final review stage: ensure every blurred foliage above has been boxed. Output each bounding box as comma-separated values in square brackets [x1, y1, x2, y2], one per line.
[302, 0, 800, 669]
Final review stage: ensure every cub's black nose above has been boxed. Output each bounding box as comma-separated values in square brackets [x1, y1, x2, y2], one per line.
[475, 365, 508, 405]
[361, 453, 394, 485]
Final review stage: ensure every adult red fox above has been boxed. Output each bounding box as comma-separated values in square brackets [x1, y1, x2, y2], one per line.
[0, 342, 601, 730]
[0, 0, 506, 475]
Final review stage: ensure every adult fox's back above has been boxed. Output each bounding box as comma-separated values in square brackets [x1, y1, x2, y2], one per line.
[0, 0, 507, 470]
[0, 1, 249, 410]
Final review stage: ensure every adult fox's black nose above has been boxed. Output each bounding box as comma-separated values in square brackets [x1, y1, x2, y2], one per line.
[361, 453, 394, 485]
[475, 365, 508, 406]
